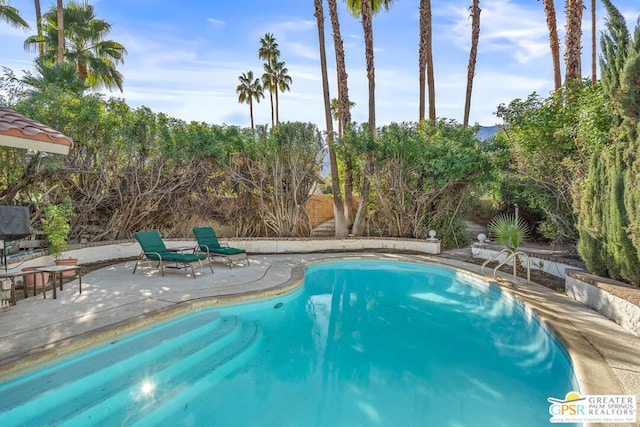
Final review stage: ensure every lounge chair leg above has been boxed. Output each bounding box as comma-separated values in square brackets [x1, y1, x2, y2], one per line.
[133, 254, 144, 275]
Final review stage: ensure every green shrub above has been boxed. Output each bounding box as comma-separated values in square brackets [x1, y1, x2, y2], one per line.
[42, 196, 73, 259]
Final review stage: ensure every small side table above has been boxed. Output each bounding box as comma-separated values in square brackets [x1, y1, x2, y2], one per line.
[167, 246, 195, 253]
[33, 265, 83, 299]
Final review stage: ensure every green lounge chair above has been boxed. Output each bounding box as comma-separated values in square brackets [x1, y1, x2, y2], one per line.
[193, 227, 249, 269]
[133, 231, 212, 279]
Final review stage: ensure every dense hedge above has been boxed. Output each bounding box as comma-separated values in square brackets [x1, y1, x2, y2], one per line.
[577, 0, 640, 286]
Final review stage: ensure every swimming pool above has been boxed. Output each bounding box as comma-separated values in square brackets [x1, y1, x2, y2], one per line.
[0, 260, 579, 426]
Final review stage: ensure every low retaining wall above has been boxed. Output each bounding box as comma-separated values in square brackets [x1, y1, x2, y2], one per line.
[6, 237, 442, 271]
[238, 237, 442, 255]
[566, 269, 640, 338]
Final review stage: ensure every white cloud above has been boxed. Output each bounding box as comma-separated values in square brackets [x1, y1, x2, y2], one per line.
[442, 0, 550, 64]
[285, 41, 319, 60]
[207, 18, 226, 28]
[271, 18, 316, 34]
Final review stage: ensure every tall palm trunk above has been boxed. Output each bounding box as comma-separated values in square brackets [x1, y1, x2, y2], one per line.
[275, 88, 280, 125]
[542, 0, 562, 90]
[591, 0, 596, 83]
[565, 0, 583, 81]
[328, 0, 351, 132]
[269, 91, 275, 128]
[314, 0, 348, 237]
[463, 0, 481, 127]
[34, 0, 43, 57]
[249, 99, 255, 130]
[351, 0, 375, 236]
[56, 0, 63, 63]
[328, 0, 354, 225]
[419, 0, 435, 121]
[77, 58, 88, 82]
[362, 1, 376, 135]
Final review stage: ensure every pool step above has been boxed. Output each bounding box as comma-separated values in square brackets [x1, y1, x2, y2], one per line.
[0, 310, 226, 409]
[60, 319, 263, 426]
[128, 320, 263, 426]
[0, 311, 248, 426]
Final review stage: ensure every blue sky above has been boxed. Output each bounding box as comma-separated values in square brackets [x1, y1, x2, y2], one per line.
[2, 0, 639, 128]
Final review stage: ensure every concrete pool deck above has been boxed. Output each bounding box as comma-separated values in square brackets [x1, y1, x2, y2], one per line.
[0, 251, 638, 426]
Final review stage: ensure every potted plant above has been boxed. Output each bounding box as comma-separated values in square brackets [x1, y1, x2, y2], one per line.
[42, 197, 78, 273]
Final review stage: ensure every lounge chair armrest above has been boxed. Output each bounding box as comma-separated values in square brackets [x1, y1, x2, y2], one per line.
[142, 251, 164, 261]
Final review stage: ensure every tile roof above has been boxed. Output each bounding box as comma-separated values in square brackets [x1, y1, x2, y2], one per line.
[0, 107, 73, 154]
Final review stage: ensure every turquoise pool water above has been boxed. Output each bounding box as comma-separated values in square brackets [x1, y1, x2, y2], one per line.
[0, 260, 579, 426]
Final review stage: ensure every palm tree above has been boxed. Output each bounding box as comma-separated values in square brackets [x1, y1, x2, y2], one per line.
[259, 33, 280, 128]
[328, 0, 352, 133]
[419, 0, 435, 121]
[328, 0, 355, 226]
[236, 70, 264, 130]
[330, 97, 355, 135]
[314, 0, 348, 237]
[34, 0, 44, 57]
[540, 0, 562, 90]
[565, 0, 583, 81]
[0, 0, 29, 29]
[25, 1, 128, 91]
[56, 0, 63, 62]
[262, 62, 276, 128]
[22, 58, 88, 94]
[345, 0, 395, 235]
[463, 0, 481, 127]
[272, 60, 292, 125]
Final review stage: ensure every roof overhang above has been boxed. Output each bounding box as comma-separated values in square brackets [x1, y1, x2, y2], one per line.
[0, 132, 71, 155]
[0, 107, 73, 155]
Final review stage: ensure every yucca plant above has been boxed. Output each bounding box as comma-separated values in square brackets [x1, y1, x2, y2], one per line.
[488, 213, 529, 252]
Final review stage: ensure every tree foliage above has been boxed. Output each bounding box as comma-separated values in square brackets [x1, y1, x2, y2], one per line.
[0, 0, 29, 29]
[226, 122, 325, 237]
[24, 1, 127, 91]
[495, 81, 612, 243]
[365, 120, 493, 246]
[577, 2, 640, 286]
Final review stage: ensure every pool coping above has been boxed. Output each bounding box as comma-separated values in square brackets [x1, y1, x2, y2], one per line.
[0, 252, 638, 427]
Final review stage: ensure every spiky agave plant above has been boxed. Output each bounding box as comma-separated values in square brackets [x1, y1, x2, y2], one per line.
[488, 213, 529, 252]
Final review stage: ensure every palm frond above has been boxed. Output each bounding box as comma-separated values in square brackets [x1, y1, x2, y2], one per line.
[488, 213, 529, 251]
